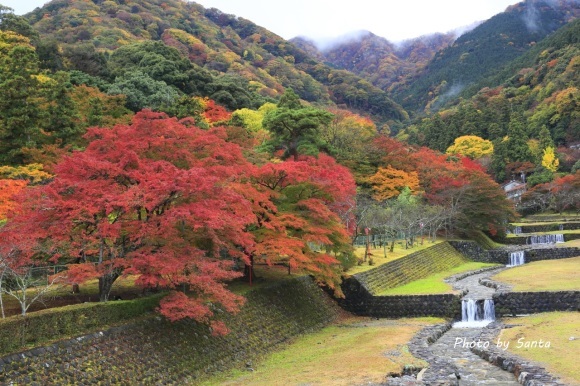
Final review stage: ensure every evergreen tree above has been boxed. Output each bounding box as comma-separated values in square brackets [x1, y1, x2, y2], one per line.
[538, 125, 554, 151]
[505, 113, 532, 163]
[0, 31, 45, 164]
[262, 89, 333, 160]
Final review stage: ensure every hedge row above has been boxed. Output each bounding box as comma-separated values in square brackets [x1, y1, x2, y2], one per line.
[0, 294, 162, 356]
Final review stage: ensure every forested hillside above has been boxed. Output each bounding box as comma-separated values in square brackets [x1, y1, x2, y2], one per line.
[400, 18, 579, 179]
[391, 0, 579, 113]
[13, 0, 406, 126]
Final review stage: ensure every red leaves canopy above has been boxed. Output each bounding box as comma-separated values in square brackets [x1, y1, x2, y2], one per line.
[1, 110, 356, 330]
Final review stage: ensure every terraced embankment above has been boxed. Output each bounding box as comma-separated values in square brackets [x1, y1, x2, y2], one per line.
[0, 276, 340, 385]
[339, 242, 468, 318]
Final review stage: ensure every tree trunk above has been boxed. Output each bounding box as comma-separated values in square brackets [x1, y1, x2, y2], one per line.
[242, 255, 256, 285]
[99, 271, 120, 302]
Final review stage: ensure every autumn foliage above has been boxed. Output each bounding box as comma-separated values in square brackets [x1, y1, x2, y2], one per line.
[0, 180, 27, 220]
[0, 110, 355, 332]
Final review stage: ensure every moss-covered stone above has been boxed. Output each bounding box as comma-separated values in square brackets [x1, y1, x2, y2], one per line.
[0, 277, 340, 385]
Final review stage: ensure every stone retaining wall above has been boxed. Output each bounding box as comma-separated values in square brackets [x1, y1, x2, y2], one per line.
[337, 291, 463, 319]
[512, 222, 580, 233]
[493, 291, 580, 316]
[524, 247, 580, 262]
[448, 241, 579, 264]
[0, 276, 340, 385]
[501, 233, 580, 245]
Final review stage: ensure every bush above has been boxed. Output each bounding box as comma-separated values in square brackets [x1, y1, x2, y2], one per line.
[527, 169, 554, 187]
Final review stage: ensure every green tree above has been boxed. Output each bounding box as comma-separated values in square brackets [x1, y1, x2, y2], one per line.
[0, 31, 44, 164]
[108, 71, 180, 112]
[490, 137, 509, 182]
[505, 113, 532, 163]
[262, 89, 333, 160]
[0, 5, 38, 41]
[44, 72, 82, 144]
[538, 125, 554, 152]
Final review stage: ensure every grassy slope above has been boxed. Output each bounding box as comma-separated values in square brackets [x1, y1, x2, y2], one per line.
[202, 317, 443, 386]
[499, 312, 580, 385]
[348, 239, 443, 275]
[378, 262, 499, 295]
[491, 257, 580, 291]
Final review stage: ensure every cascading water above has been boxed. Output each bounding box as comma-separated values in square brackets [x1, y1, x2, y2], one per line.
[559, 224, 564, 231]
[454, 299, 495, 328]
[507, 251, 525, 267]
[483, 299, 495, 321]
[527, 234, 565, 244]
[513, 226, 522, 235]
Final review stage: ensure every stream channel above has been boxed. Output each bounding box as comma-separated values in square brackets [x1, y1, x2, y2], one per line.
[395, 268, 522, 385]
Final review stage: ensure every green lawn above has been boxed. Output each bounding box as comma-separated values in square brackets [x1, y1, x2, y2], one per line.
[499, 312, 580, 385]
[377, 262, 499, 295]
[201, 317, 443, 386]
[491, 257, 580, 291]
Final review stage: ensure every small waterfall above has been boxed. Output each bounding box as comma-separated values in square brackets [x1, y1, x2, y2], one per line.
[559, 224, 564, 231]
[507, 251, 525, 267]
[483, 299, 495, 321]
[454, 299, 495, 328]
[513, 226, 522, 235]
[527, 234, 565, 244]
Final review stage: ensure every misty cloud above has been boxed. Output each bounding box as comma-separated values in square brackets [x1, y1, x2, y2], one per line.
[522, 2, 541, 33]
[312, 30, 374, 52]
[431, 82, 465, 110]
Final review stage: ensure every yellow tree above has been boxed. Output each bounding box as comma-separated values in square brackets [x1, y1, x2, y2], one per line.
[368, 166, 420, 201]
[446, 135, 494, 159]
[541, 146, 559, 172]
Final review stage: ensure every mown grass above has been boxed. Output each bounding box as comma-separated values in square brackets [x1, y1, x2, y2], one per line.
[499, 312, 580, 385]
[347, 239, 444, 275]
[491, 257, 580, 291]
[201, 317, 444, 386]
[377, 262, 500, 295]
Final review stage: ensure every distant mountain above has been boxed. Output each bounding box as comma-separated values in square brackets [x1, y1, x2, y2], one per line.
[389, 0, 580, 114]
[291, 30, 455, 92]
[21, 0, 407, 125]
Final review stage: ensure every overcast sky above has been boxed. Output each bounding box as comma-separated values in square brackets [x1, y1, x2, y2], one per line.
[3, 0, 521, 42]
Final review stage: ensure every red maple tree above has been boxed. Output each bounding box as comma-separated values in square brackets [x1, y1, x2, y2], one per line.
[1, 110, 355, 332]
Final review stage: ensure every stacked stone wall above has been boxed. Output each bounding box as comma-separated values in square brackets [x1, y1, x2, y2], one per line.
[493, 291, 579, 316]
[0, 276, 340, 385]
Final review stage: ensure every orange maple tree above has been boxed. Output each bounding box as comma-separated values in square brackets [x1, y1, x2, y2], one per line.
[368, 165, 420, 201]
[0, 180, 27, 219]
